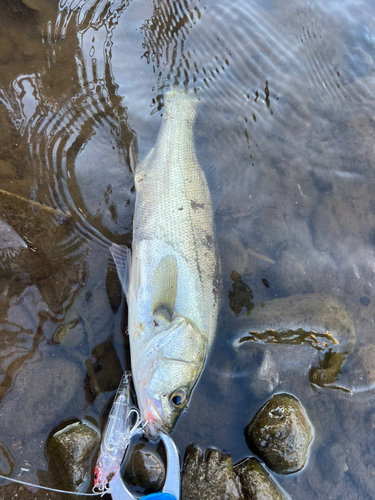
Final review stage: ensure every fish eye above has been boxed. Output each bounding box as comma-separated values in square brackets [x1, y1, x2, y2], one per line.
[170, 389, 187, 408]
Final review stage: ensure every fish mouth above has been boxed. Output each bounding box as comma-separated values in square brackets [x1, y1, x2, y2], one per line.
[142, 398, 167, 439]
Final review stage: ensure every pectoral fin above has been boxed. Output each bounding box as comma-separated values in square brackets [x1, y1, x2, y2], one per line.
[110, 243, 131, 299]
[152, 255, 178, 319]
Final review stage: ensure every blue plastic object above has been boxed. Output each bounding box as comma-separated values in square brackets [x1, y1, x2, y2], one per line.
[140, 494, 176, 500]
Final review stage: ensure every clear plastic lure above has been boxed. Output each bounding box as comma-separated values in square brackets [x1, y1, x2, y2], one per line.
[93, 372, 142, 493]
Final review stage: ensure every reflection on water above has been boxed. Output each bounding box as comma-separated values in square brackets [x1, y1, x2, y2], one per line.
[1, 0, 375, 498]
[0, 0, 135, 247]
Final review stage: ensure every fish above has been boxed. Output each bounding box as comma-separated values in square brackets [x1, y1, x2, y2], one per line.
[111, 89, 220, 438]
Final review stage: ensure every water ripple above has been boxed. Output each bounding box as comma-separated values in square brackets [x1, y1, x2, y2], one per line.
[1, 0, 136, 249]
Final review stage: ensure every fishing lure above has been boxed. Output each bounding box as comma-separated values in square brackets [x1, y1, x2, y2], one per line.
[0, 375, 180, 499]
[93, 372, 143, 493]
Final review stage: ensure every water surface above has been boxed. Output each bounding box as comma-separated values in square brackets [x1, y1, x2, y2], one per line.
[1, 0, 375, 498]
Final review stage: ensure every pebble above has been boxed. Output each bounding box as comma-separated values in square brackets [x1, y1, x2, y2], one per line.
[123, 440, 165, 494]
[182, 445, 243, 500]
[234, 457, 291, 499]
[46, 420, 99, 492]
[245, 393, 314, 474]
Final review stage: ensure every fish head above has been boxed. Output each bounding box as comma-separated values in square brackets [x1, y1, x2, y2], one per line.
[134, 315, 207, 439]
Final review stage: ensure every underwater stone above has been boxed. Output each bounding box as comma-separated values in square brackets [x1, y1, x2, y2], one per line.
[46, 420, 99, 492]
[234, 457, 291, 500]
[236, 293, 356, 355]
[182, 445, 243, 500]
[123, 441, 165, 493]
[245, 393, 314, 474]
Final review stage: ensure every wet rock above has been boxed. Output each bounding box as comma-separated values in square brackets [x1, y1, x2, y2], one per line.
[46, 420, 100, 492]
[0, 482, 63, 500]
[182, 445, 243, 500]
[123, 441, 165, 493]
[234, 457, 291, 500]
[245, 393, 314, 474]
[235, 293, 356, 355]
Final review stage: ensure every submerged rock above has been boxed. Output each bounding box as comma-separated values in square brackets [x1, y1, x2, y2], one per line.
[46, 420, 99, 492]
[182, 445, 293, 500]
[123, 441, 165, 494]
[245, 393, 314, 474]
[182, 445, 243, 500]
[236, 293, 355, 354]
[234, 458, 291, 500]
[235, 293, 356, 392]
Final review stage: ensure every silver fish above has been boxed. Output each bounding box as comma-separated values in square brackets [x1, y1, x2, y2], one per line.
[111, 89, 220, 437]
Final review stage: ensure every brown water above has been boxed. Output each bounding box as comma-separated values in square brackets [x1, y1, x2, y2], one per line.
[1, 0, 375, 498]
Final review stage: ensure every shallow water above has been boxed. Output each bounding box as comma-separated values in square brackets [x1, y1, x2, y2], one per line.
[1, 0, 375, 498]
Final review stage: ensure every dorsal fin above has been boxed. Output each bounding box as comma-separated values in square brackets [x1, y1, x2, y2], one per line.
[152, 255, 178, 319]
